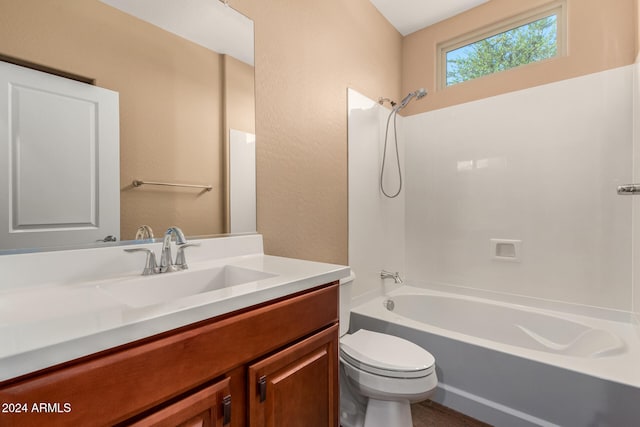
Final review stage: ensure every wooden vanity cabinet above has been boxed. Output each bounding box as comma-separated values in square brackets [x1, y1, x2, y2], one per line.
[0, 282, 339, 427]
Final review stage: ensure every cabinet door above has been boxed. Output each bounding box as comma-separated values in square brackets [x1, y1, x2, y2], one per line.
[129, 378, 232, 427]
[248, 324, 339, 427]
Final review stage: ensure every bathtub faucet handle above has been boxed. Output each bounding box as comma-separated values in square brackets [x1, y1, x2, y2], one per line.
[381, 270, 403, 284]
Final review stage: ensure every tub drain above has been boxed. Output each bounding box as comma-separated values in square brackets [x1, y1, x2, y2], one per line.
[383, 299, 395, 311]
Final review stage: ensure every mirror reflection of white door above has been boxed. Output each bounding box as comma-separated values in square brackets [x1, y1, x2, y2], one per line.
[0, 61, 119, 251]
[229, 129, 256, 233]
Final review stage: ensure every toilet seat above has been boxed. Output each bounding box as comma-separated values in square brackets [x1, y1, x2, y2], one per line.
[340, 329, 435, 379]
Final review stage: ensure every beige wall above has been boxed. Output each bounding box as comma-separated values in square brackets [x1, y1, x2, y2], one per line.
[224, 56, 256, 136]
[401, 0, 638, 116]
[233, 0, 402, 264]
[0, 0, 229, 241]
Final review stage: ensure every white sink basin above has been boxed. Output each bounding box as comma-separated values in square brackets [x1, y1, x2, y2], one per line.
[98, 265, 277, 308]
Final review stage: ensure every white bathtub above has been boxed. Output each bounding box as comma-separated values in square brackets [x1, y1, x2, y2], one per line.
[349, 285, 640, 427]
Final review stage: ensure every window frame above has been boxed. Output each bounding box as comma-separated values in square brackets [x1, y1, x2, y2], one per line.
[437, 0, 566, 89]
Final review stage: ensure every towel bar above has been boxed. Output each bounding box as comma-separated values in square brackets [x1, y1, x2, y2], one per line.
[132, 180, 212, 191]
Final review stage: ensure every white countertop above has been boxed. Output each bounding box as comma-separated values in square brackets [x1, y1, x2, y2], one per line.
[0, 234, 350, 382]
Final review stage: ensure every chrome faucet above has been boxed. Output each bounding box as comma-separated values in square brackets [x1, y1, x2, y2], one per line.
[380, 270, 403, 284]
[160, 226, 187, 273]
[126, 226, 199, 275]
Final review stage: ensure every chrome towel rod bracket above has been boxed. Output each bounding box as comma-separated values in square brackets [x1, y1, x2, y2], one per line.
[132, 180, 212, 191]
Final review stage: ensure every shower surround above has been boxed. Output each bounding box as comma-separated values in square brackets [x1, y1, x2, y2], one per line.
[404, 65, 633, 311]
[349, 63, 638, 315]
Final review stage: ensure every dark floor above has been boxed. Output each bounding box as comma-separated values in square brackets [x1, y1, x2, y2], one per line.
[411, 400, 492, 427]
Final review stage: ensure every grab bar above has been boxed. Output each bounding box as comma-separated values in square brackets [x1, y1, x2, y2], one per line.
[132, 180, 212, 192]
[617, 184, 640, 195]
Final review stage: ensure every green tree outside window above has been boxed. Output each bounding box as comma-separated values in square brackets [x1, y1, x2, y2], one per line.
[446, 15, 558, 86]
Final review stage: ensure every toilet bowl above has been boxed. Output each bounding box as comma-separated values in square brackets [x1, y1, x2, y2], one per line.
[339, 274, 437, 427]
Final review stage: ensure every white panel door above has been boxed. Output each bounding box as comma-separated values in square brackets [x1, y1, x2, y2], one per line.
[0, 61, 119, 251]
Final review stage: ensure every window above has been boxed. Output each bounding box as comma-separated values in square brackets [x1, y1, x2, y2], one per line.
[438, 1, 565, 88]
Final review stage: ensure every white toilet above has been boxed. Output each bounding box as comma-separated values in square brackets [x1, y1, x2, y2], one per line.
[339, 273, 437, 427]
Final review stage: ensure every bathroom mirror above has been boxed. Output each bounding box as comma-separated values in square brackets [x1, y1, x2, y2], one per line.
[0, 0, 255, 253]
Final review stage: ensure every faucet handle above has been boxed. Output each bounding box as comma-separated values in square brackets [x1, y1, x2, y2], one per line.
[125, 248, 159, 275]
[175, 243, 201, 270]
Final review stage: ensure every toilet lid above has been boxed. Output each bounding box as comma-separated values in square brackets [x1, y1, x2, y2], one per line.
[340, 329, 435, 379]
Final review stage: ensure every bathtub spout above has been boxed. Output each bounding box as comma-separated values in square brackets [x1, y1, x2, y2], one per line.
[381, 270, 403, 284]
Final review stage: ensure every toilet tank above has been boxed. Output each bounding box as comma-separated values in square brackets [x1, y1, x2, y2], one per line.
[339, 272, 355, 337]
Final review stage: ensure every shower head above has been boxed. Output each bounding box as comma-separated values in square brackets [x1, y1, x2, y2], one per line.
[397, 88, 427, 110]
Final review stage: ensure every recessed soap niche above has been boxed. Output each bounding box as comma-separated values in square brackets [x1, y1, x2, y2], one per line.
[490, 239, 522, 262]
